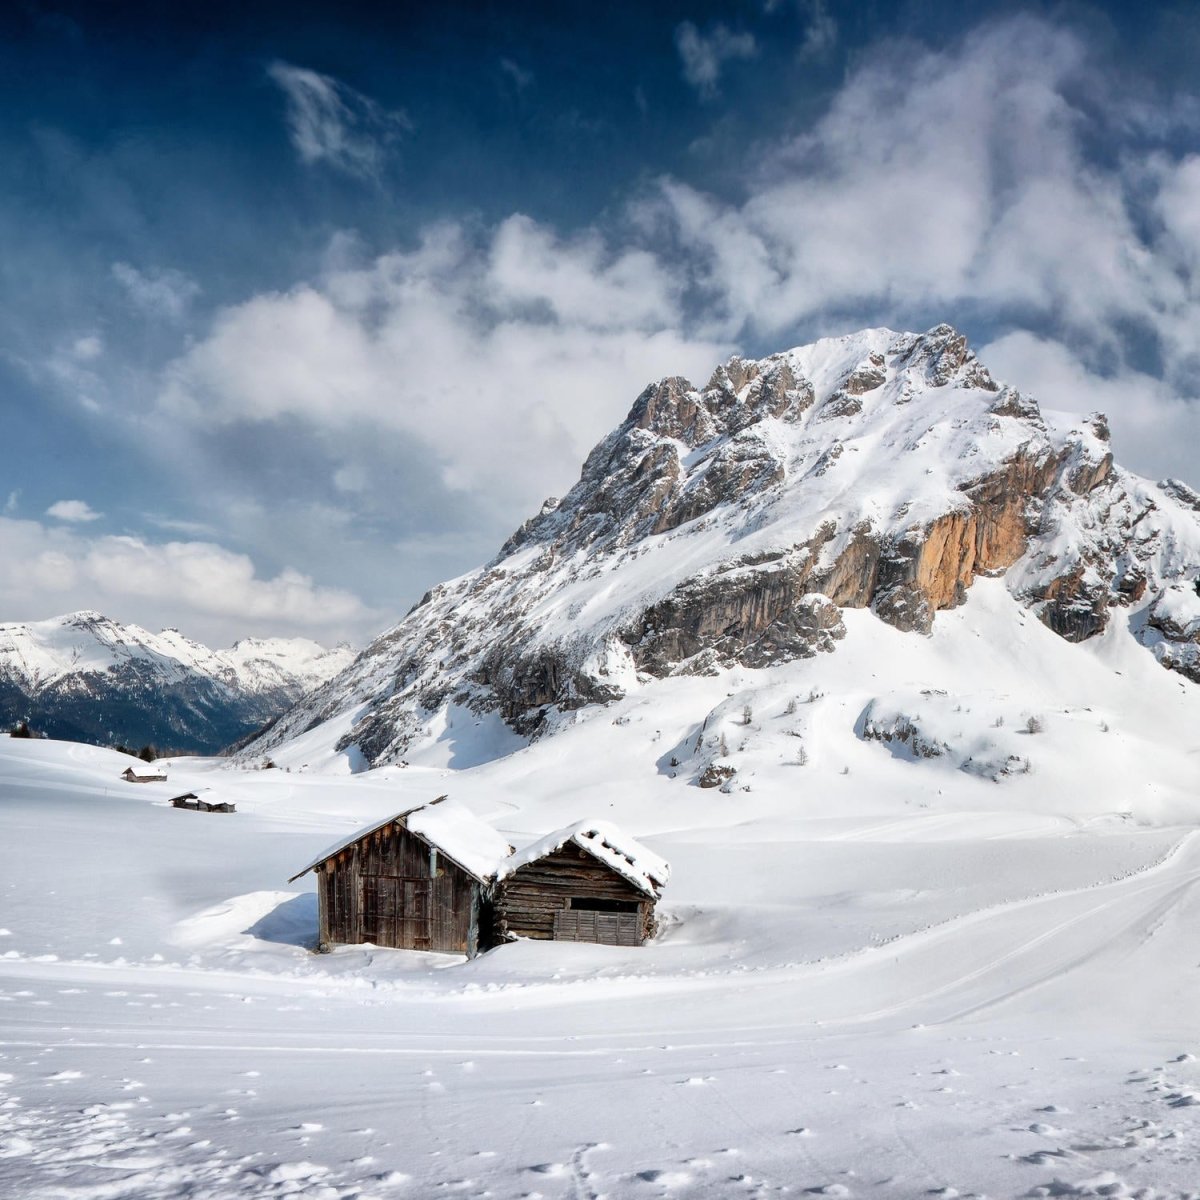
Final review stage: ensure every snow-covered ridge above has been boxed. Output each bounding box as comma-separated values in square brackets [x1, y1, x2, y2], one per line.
[0, 610, 352, 694]
[0, 610, 355, 752]
[244, 324, 1200, 770]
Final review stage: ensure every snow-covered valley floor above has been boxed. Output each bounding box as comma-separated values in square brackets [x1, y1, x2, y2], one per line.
[4, 583, 1200, 1199]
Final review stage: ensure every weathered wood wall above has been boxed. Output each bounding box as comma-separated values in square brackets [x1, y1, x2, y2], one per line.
[317, 820, 479, 955]
[494, 843, 654, 945]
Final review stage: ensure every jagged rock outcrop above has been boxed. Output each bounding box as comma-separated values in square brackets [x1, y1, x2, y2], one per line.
[242, 324, 1200, 770]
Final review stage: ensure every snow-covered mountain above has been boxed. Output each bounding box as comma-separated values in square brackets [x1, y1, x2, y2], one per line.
[0, 610, 356, 753]
[244, 323, 1200, 771]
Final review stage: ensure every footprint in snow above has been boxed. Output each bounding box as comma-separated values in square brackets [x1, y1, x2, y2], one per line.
[637, 1169, 693, 1186]
[371, 1171, 409, 1187]
[262, 1162, 329, 1184]
[1027, 1122, 1063, 1137]
[1019, 1148, 1077, 1166]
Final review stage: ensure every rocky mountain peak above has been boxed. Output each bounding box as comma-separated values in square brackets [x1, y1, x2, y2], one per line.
[244, 324, 1200, 770]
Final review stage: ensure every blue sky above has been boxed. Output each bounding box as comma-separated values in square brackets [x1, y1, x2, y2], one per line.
[2, 0, 1200, 646]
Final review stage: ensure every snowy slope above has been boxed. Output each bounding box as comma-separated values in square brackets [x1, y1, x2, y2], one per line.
[2, 575, 1200, 1197]
[0, 610, 355, 752]
[6, 323, 1200, 1197]
[245, 324, 1200, 770]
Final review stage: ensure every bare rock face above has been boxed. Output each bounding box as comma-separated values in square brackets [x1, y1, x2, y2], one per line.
[698, 763, 737, 789]
[1145, 585, 1200, 682]
[242, 325, 1200, 769]
[631, 572, 846, 675]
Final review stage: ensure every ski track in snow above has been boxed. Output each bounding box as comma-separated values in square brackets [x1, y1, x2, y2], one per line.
[6, 831, 1200, 1198]
[5, 578, 1200, 1200]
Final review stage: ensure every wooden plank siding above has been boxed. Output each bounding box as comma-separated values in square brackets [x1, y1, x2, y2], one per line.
[494, 843, 655, 945]
[316, 820, 480, 956]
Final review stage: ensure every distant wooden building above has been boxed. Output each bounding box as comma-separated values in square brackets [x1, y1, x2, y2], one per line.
[170, 792, 235, 814]
[493, 821, 670, 947]
[287, 796, 513, 957]
[121, 765, 166, 783]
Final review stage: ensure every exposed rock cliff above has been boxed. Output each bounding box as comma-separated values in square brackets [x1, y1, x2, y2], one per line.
[243, 324, 1200, 769]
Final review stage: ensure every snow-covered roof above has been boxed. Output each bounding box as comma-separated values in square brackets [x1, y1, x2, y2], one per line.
[121, 765, 166, 778]
[498, 820, 670, 898]
[287, 796, 513, 884]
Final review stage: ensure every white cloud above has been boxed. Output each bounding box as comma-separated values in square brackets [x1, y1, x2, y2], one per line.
[112, 261, 200, 321]
[149, 11, 1200, 580]
[158, 221, 728, 506]
[83, 536, 365, 627]
[71, 335, 102, 361]
[266, 60, 411, 179]
[674, 21, 757, 98]
[0, 517, 374, 646]
[46, 499, 102, 523]
[488, 214, 680, 331]
[648, 14, 1200, 426]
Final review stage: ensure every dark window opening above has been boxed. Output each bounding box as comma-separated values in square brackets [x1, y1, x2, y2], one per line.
[569, 896, 639, 913]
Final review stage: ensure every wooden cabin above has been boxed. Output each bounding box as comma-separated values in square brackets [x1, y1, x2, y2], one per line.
[122, 765, 166, 783]
[493, 821, 670, 947]
[287, 796, 513, 957]
[170, 792, 235, 813]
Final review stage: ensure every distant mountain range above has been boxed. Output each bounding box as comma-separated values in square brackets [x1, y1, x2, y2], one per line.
[240, 323, 1200, 773]
[0, 610, 356, 754]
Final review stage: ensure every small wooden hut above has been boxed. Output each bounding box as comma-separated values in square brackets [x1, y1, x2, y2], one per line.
[288, 796, 513, 957]
[170, 792, 235, 813]
[122, 765, 167, 783]
[493, 821, 670, 947]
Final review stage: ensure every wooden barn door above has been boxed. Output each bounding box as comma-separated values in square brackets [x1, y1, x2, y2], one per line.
[401, 880, 432, 951]
[360, 876, 433, 949]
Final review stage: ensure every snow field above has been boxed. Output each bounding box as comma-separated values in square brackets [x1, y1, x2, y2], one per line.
[2, 581, 1200, 1196]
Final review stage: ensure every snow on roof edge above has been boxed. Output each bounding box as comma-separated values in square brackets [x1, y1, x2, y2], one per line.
[498, 819, 670, 898]
[287, 796, 512, 884]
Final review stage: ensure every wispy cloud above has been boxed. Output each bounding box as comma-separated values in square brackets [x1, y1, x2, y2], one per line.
[266, 60, 411, 179]
[798, 0, 837, 59]
[674, 22, 757, 99]
[71, 335, 103, 361]
[46, 499, 102, 523]
[499, 57, 534, 93]
[112, 262, 200, 321]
